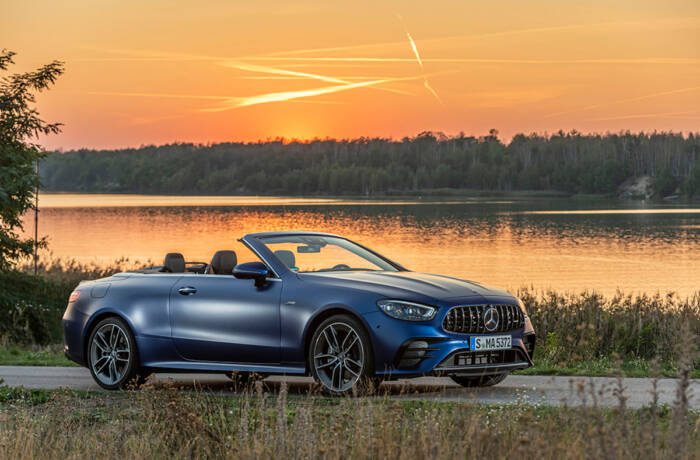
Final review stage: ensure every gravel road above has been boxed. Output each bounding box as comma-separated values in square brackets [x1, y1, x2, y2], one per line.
[1, 366, 697, 409]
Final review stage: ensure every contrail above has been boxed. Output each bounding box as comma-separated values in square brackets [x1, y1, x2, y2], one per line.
[204, 77, 417, 111]
[405, 31, 424, 70]
[82, 46, 700, 66]
[86, 90, 226, 100]
[397, 14, 443, 105]
[266, 18, 698, 57]
[587, 110, 700, 121]
[221, 61, 411, 95]
[243, 56, 699, 65]
[83, 80, 387, 111]
[84, 79, 394, 109]
[423, 81, 442, 103]
[85, 74, 425, 111]
[544, 86, 700, 118]
[239, 75, 410, 81]
[79, 48, 413, 96]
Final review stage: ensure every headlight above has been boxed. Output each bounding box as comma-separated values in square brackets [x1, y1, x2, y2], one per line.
[377, 300, 437, 321]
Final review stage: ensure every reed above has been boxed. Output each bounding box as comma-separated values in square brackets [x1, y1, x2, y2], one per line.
[519, 288, 700, 367]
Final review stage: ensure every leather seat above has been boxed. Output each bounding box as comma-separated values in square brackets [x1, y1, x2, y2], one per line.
[208, 250, 237, 275]
[162, 253, 185, 273]
[274, 250, 296, 270]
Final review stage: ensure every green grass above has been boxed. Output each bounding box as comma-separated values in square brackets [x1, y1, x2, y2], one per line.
[0, 344, 76, 366]
[518, 357, 700, 379]
[0, 385, 62, 406]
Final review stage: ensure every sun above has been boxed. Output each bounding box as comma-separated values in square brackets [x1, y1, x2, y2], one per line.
[276, 120, 323, 142]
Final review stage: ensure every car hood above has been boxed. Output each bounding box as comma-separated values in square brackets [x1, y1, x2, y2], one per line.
[301, 270, 514, 304]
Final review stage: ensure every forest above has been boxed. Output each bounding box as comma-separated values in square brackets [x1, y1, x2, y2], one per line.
[40, 130, 700, 197]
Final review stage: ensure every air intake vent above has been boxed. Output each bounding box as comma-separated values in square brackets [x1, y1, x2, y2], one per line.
[443, 304, 524, 334]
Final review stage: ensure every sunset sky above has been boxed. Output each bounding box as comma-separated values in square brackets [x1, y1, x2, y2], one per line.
[3, 0, 699, 149]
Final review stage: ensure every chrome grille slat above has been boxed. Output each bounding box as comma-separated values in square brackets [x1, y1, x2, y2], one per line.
[443, 304, 524, 334]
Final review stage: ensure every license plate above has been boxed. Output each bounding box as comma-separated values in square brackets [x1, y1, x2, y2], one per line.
[470, 335, 512, 351]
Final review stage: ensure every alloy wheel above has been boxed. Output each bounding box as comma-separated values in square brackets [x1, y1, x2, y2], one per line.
[90, 323, 131, 386]
[312, 322, 365, 393]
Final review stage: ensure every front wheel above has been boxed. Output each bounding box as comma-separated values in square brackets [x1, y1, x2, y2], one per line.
[87, 317, 144, 390]
[450, 373, 507, 388]
[309, 314, 376, 395]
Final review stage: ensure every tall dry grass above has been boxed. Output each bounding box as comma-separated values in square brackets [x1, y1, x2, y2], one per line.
[17, 255, 151, 286]
[0, 374, 697, 459]
[519, 288, 700, 368]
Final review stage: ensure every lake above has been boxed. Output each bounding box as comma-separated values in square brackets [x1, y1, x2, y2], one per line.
[23, 194, 700, 297]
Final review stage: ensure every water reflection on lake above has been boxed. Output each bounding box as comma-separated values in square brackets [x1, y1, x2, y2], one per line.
[23, 194, 700, 296]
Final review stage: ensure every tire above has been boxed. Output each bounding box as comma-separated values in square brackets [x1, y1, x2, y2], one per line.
[308, 314, 376, 395]
[449, 373, 507, 388]
[87, 317, 144, 390]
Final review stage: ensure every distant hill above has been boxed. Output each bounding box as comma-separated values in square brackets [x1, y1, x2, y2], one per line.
[41, 131, 700, 198]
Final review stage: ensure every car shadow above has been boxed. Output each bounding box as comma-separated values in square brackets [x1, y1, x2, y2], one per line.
[143, 373, 524, 399]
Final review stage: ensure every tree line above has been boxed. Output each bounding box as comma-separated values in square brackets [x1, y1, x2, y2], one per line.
[40, 130, 700, 197]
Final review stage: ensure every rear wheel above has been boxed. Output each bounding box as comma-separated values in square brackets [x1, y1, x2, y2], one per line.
[449, 373, 507, 388]
[87, 317, 144, 390]
[309, 315, 376, 395]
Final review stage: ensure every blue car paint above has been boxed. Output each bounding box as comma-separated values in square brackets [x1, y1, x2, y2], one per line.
[63, 231, 535, 377]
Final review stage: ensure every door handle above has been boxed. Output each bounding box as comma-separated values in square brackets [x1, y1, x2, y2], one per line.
[178, 286, 197, 296]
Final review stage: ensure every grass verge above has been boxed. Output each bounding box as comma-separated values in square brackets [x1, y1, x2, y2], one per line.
[0, 380, 697, 459]
[519, 357, 700, 379]
[0, 344, 76, 367]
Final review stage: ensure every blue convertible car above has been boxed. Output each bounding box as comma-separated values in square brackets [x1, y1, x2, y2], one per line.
[63, 231, 536, 394]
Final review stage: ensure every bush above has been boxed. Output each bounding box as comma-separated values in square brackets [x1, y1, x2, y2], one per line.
[0, 270, 69, 344]
[0, 257, 148, 344]
[653, 167, 679, 196]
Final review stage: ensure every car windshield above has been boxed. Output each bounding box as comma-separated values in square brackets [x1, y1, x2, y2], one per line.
[259, 235, 398, 273]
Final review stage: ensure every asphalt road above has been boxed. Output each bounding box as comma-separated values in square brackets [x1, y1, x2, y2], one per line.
[1, 366, 697, 409]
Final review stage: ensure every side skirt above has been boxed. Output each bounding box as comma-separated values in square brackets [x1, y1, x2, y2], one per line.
[141, 360, 306, 375]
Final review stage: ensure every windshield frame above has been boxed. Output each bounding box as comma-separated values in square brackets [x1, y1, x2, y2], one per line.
[256, 234, 405, 274]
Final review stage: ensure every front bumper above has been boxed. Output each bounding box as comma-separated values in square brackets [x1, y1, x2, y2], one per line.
[432, 348, 531, 375]
[363, 310, 536, 378]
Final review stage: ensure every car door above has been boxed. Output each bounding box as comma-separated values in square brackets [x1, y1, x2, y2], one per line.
[169, 275, 282, 363]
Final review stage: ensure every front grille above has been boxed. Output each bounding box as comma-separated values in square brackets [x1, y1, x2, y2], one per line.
[443, 304, 524, 334]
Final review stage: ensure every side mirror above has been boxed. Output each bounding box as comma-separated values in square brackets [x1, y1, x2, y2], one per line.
[233, 262, 269, 287]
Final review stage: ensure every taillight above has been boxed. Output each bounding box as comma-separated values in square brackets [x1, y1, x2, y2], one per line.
[68, 291, 81, 303]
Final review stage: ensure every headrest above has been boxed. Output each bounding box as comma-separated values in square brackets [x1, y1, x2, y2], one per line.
[210, 250, 237, 275]
[163, 253, 185, 273]
[274, 250, 296, 270]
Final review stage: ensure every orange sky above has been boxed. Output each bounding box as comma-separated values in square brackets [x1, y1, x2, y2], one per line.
[3, 0, 699, 149]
